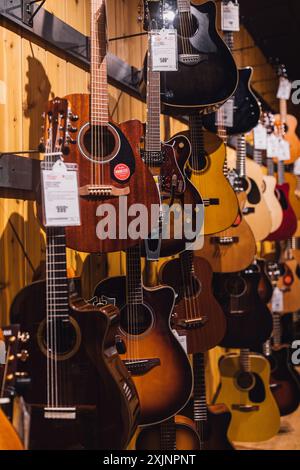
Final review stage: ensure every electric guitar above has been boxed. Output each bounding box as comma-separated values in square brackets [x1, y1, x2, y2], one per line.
[62, 0, 159, 254]
[262, 312, 300, 417]
[213, 264, 273, 350]
[10, 98, 140, 450]
[159, 251, 226, 353]
[215, 349, 281, 442]
[143, 0, 238, 114]
[94, 244, 193, 426]
[180, 116, 239, 235]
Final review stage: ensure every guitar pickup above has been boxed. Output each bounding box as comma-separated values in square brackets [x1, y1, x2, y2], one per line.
[176, 317, 208, 329]
[232, 404, 259, 412]
[210, 236, 239, 245]
[203, 198, 220, 207]
[79, 185, 130, 198]
[123, 359, 160, 376]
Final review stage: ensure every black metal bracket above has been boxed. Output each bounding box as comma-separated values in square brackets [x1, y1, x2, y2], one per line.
[22, 0, 45, 26]
[0, 153, 40, 200]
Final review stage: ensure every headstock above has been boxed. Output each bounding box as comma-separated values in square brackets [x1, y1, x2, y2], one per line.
[276, 63, 288, 80]
[143, 0, 164, 31]
[39, 98, 71, 156]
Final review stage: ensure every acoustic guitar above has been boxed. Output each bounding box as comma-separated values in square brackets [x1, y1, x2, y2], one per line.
[181, 116, 238, 235]
[94, 244, 193, 426]
[10, 98, 140, 450]
[227, 135, 272, 241]
[262, 312, 300, 417]
[215, 349, 281, 442]
[141, 10, 203, 259]
[159, 251, 226, 353]
[213, 264, 273, 350]
[143, 0, 238, 113]
[62, 0, 159, 254]
[266, 159, 297, 241]
[276, 246, 300, 313]
[284, 171, 300, 220]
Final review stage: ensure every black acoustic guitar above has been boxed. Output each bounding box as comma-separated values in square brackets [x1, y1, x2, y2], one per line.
[203, 22, 260, 135]
[143, 0, 238, 114]
[213, 265, 273, 349]
[9, 98, 140, 450]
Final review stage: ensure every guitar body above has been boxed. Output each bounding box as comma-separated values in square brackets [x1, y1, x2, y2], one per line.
[159, 256, 226, 353]
[144, 134, 204, 257]
[155, 1, 238, 113]
[284, 172, 300, 219]
[213, 270, 273, 349]
[256, 259, 274, 304]
[203, 68, 260, 135]
[262, 175, 283, 233]
[0, 409, 24, 450]
[274, 113, 300, 165]
[62, 94, 159, 253]
[135, 415, 200, 450]
[10, 280, 140, 450]
[216, 353, 281, 442]
[227, 154, 272, 241]
[183, 129, 238, 234]
[266, 345, 300, 416]
[198, 192, 256, 273]
[267, 183, 297, 241]
[94, 277, 193, 426]
[277, 259, 300, 313]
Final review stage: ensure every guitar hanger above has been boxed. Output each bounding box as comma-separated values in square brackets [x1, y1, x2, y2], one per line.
[22, 0, 47, 27]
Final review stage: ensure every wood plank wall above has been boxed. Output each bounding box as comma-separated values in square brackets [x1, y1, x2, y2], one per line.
[0, 0, 283, 401]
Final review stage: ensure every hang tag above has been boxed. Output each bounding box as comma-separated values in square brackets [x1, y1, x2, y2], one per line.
[277, 138, 291, 161]
[215, 99, 234, 128]
[0, 340, 6, 365]
[151, 29, 178, 72]
[254, 123, 267, 150]
[267, 134, 280, 158]
[277, 77, 292, 100]
[221, 1, 240, 32]
[272, 287, 284, 313]
[41, 159, 81, 227]
[172, 329, 187, 354]
[293, 158, 300, 176]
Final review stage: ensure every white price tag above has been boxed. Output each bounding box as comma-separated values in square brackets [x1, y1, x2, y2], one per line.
[216, 99, 234, 128]
[293, 158, 300, 176]
[277, 138, 291, 161]
[41, 160, 81, 227]
[172, 329, 187, 354]
[272, 287, 284, 313]
[151, 29, 178, 72]
[0, 340, 5, 365]
[277, 77, 292, 100]
[221, 1, 240, 32]
[267, 134, 280, 158]
[254, 123, 267, 150]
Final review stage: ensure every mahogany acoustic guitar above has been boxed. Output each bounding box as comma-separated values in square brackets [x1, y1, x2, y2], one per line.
[62, 0, 159, 254]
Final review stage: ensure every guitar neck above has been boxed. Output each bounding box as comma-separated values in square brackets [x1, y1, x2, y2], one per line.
[272, 312, 282, 347]
[267, 157, 275, 177]
[193, 353, 208, 437]
[279, 98, 288, 127]
[189, 115, 205, 162]
[160, 418, 176, 450]
[126, 245, 143, 305]
[224, 31, 234, 53]
[145, 32, 161, 154]
[237, 134, 247, 178]
[277, 160, 285, 185]
[240, 349, 251, 372]
[253, 148, 263, 166]
[179, 250, 195, 297]
[177, 0, 191, 13]
[90, 0, 109, 125]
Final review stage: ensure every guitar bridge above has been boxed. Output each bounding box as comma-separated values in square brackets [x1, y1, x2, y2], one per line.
[203, 198, 220, 207]
[176, 317, 208, 329]
[231, 404, 259, 412]
[79, 185, 130, 198]
[179, 54, 207, 65]
[44, 407, 76, 420]
[123, 359, 160, 376]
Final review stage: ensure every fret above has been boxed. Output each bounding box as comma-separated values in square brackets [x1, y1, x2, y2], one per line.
[145, 32, 161, 154]
[253, 148, 263, 166]
[193, 353, 208, 428]
[272, 312, 282, 347]
[237, 135, 247, 178]
[267, 157, 275, 176]
[240, 349, 251, 372]
[278, 160, 285, 185]
[177, 0, 191, 13]
[126, 245, 143, 306]
[160, 418, 176, 451]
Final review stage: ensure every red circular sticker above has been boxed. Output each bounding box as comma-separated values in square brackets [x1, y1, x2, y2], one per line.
[114, 163, 130, 181]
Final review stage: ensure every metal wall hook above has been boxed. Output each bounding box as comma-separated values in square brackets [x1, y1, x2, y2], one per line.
[22, 0, 46, 27]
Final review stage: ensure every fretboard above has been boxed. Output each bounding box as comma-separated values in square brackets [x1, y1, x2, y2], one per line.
[240, 349, 251, 372]
[46, 227, 69, 319]
[253, 148, 263, 166]
[90, 0, 109, 125]
[278, 160, 285, 185]
[177, 0, 191, 13]
[237, 135, 247, 178]
[193, 353, 208, 431]
[224, 31, 234, 52]
[189, 115, 205, 164]
[145, 33, 161, 153]
[267, 157, 275, 176]
[160, 418, 176, 450]
[180, 250, 194, 297]
[126, 245, 143, 305]
[272, 312, 282, 347]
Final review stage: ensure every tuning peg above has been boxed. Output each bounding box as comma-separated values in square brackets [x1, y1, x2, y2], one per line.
[67, 125, 78, 133]
[68, 111, 79, 122]
[66, 133, 77, 145]
[18, 332, 30, 343]
[17, 350, 29, 362]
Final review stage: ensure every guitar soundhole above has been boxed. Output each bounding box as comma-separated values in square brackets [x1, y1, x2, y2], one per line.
[120, 304, 153, 336]
[174, 13, 198, 39]
[78, 122, 120, 163]
[225, 277, 247, 297]
[236, 372, 255, 391]
[189, 153, 209, 172]
[37, 317, 81, 361]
